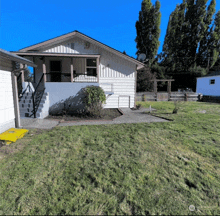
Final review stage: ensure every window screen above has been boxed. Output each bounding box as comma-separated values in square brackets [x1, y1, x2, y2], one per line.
[87, 59, 96, 67]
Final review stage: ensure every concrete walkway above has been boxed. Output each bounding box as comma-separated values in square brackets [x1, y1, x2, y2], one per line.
[20, 108, 168, 130]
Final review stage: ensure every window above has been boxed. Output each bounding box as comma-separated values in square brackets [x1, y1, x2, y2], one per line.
[71, 43, 74, 49]
[86, 58, 97, 76]
[210, 79, 215, 85]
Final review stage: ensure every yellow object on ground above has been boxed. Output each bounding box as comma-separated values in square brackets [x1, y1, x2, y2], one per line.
[0, 128, 29, 145]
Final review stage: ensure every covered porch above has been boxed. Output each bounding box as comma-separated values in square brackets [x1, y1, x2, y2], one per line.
[14, 52, 100, 84]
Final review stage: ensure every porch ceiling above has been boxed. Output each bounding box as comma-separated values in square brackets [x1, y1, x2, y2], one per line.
[11, 52, 100, 58]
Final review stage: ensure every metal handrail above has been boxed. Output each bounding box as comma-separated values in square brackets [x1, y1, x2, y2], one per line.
[33, 73, 45, 96]
[30, 73, 45, 118]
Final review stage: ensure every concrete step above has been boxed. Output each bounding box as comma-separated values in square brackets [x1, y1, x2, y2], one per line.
[21, 92, 48, 99]
[20, 106, 44, 113]
[19, 92, 49, 119]
[19, 101, 45, 109]
[20, 95, 48, 104]
[20, 108, 48, 119]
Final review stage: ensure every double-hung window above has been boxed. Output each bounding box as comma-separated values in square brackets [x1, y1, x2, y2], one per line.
[86, 58, 97, 76]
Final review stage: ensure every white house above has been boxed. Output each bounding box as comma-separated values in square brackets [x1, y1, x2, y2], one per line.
[0, 48, 36, 133]
[196, 71, 220, 96]
[12, 30, 145, 118]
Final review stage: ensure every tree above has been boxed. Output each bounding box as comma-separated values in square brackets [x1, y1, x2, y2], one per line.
[162, 0, 219, 72]
[197, 0, 216, 68]
[162, 1, 186, 71]
[135, 0, 161, 65]
[209, 10, 220, 68]
[137, 66, 156, 92]
[24, 68, 33, 82]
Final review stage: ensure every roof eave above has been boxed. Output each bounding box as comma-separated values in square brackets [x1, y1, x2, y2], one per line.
[0, 49, 36, 67]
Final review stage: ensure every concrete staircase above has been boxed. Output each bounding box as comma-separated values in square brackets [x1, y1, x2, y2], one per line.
[19, 92, 49, 119]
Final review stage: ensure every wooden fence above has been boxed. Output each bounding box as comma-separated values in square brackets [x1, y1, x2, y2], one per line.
[136, 92, 199, 102]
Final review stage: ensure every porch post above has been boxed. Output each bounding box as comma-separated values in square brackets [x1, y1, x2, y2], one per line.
[154, 79, 157, 93]
[167, 81, 172, 94]
[167, 81, 171, 101]
[42, 57, 47, 82]
[11, 73, 21, 128]
[97, 57, 100, 83]
[70, 58, 73, 83]
[154, 79, 157, 101]
[20, 63, 25, 83]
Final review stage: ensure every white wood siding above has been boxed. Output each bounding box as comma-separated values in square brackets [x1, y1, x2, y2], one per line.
[119, 96, 130, 108]
[197, 76, 220, 96]
[43, 37, 95, 54]
[99, 50, 136, 108]
[0, 69, 15, 133]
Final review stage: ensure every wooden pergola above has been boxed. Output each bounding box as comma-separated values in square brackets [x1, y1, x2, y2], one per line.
[150, 79, 175, 94]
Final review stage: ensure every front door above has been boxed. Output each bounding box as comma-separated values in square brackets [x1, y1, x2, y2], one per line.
[50, 61, 61, 82]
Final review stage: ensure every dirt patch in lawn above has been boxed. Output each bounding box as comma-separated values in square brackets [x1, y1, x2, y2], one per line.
[45, 108, 122, 122]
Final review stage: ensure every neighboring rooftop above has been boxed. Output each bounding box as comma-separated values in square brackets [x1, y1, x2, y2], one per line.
[204, 71, 220, 77]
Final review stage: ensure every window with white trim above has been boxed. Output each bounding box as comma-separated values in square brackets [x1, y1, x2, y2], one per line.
[86, 58, 97, 76]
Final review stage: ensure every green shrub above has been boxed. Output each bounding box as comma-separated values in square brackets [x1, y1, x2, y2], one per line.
[83, 85, 106, 117]
[173, 101, 184, 114]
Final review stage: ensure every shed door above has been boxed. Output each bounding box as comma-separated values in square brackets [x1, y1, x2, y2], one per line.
[118, 96, 130, 108]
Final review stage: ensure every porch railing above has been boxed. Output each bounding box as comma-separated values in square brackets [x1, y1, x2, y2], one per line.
[73, 73, 97, 82]
[45, 72, 98, 83]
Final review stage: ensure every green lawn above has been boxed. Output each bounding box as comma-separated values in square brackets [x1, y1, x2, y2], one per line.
[0, 101, 219, 215]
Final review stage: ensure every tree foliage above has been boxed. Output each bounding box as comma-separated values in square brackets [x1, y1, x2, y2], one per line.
[137, 66, 156, 92]
[135, 0, 161, 65]
[161, 0, 219, 72]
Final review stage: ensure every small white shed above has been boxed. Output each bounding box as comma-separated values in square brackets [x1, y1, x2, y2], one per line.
[196, 72, 220, 96]
[0, 48, 36, 133]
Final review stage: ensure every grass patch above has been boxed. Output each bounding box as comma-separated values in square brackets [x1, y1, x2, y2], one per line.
[0, 102, 220, 215]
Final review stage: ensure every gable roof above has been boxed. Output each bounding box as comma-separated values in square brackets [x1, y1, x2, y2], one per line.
[17, 30, 145, 70]
[0, 48, 36, 67]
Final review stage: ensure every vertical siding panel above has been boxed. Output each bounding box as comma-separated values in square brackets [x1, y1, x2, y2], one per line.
[101, 67, 103, 78]
[108, 67, 110, 78]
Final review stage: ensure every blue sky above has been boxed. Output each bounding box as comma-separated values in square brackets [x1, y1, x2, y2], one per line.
[0, 0, 219, 59]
